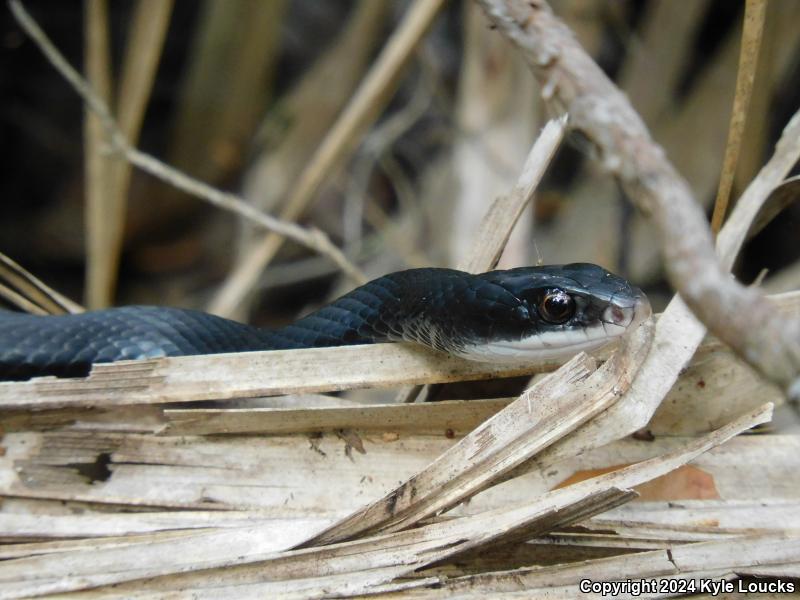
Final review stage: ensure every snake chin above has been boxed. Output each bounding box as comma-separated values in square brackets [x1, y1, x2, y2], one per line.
[455, 331, 616, 364]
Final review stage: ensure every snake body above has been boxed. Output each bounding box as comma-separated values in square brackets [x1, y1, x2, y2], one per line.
[0, 264, 649, 381]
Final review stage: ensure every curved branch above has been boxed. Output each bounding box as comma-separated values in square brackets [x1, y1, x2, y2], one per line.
[475, 0, 800, 397]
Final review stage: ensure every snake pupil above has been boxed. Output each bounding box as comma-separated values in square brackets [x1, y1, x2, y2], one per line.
[539, 290, 575, 324]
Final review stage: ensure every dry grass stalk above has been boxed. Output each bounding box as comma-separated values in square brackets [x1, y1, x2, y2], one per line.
[710, 0, 768, 233]
[8, 0, 365, 288]
[630, 1, 800, 282]
[476, 0, 800, 397]
[0, 252, 83, 315]
[734, 0, 800, 189]
[83, 0, 113, 310]
[89, 0, 174, 307]
[208, 0, 448, 317]
[458, 117, 566, 274]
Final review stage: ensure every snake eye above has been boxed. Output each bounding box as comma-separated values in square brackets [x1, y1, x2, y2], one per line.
[539, 290, 575, 324]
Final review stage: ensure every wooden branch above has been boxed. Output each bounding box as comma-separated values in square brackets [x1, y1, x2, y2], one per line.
[475, 0, 800, 398]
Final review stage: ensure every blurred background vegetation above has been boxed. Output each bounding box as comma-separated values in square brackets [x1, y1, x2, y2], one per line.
[1, 0, 798, 328]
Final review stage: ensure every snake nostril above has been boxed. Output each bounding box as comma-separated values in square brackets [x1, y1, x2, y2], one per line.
[603, 304, 632, 327]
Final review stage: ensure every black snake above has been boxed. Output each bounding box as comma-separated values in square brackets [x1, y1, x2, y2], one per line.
[0, 263, 649, 381]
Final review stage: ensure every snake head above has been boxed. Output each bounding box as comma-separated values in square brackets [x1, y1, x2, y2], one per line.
[454, 263, 651, 363]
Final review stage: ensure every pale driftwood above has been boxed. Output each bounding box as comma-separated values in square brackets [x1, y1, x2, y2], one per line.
[0, 342, 561, 411]
[400, 533, 800, 597]
[3, 430, 798, 519]
[305, 319, 652, 546]
[2, 404, 765, 598]
[476, 0, 800, 396]
[593, 499, 800, 537]
[0, 511, 303, 544]
[163, 398, 512, 436]
[0, 428, 455, 513]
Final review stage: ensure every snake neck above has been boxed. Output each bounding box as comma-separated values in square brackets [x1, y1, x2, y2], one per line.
[259, 270, 414, 350]
[263, 268, 512, 354]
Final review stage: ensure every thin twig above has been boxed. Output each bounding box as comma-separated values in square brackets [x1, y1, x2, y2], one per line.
[476, 0, 800, 397]
[8, 0, 366, 289]
[710, 0, 768, 234]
